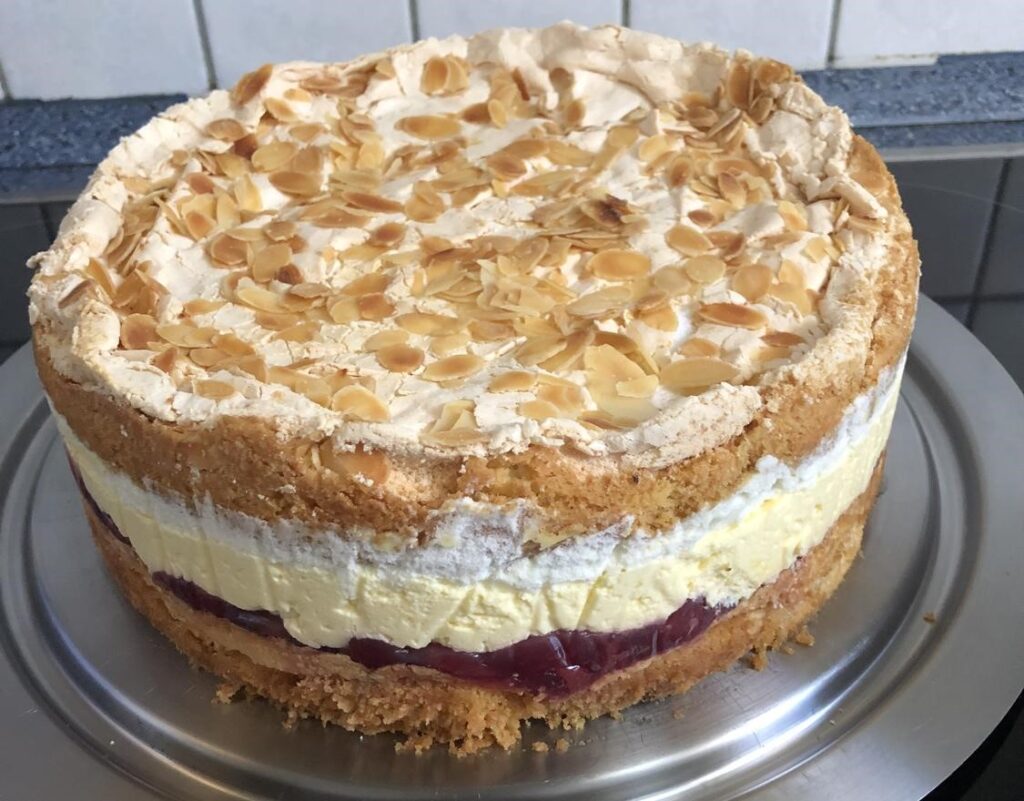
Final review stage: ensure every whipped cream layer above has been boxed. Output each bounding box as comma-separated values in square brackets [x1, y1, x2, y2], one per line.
[31, 23, 893, 469]
[61, 362, 900, 653]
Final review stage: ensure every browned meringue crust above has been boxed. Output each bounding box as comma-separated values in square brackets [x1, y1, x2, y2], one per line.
[85, 454, 883, 754]
[35, 133, 915, 543]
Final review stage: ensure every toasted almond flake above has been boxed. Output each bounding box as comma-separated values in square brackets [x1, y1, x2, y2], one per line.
[183, 298, 226, 316]
[252, 140, 298, 172]
[566, 285, 631, 319]
[184, 210, 216, 241]
[277, 264, 303, 284]
[331, 385, 389, 421]
[152, 347, 179, 373]
[731, 264, 773, 301]
[251, 243, 292, 281]
[236, 285, 287, 313]
[208, 233, 248, 266]
[264, 219, 297, 241]
[363, 330, 409, 351]
[489, 371, 537, 392]
[768, 282, 814, 314]
[469, 319, 515, 342]
[186, 172, 216, 195]
[520, 399, 560, 420]
[487, 99, 509, 128]
[211, 332, 253, 356]
[189, 347, 228, 367]
[430, 332, 471, 356]
[396, 114, 461, 140]
[679, 337, 720, 357]
[515, 335, 566, 366]
[232, 64, 273, 105]
[699, 302, 768, 329]
[778, 259, 806, 289]
[120, 314, 158, 350]
[341, 190, 402, 213]
[661, 358, 738, 393]
[234, 354, 269, 382]
[395, 312, 462, 335]
[265, 97, 297, 122]
[376, 343, 424, 373]
[637, 302, 678, 332]
[802, 236, 829, 262]
[194, 379, 236, 400]
[763, 330, 805, 347]
[616, 374, 659, 398]
[156, 323, 216, 348]
[638, 134, 672, 163]
[778, 200, 808, 231]
[684, 255, 726, 284]
[422, 353, 484, 382]
[652, 266, 694, 297]
[502, 138, 548, 159]
[565, 98, 586, 129]
[206, 118, 247, 141]
[588, 248, 651, 281]
[421, 57, 450, 95]
[369, 222, 407, 246]
[666, 224, 712, 255]
[269, 170, 322, 197]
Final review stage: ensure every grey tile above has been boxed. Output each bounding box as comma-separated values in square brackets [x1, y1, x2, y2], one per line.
[419, 0, 621, 40]
[971, 300, 1024, 390]
[202, 0, 413, 89]
[631, 0, 831, 70]
[832, 0, 1024, 68]
[0, 344, 20, 365]
[0, 204, 49, 343]
[0, 0, 207, 99]
[42, 201, 75, 241]
[980, 157, 1024, 296]
[888, 158, 1003, 298]
[938, 300, 970, 325]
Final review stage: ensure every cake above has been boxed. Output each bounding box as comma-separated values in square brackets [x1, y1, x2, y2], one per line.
[28, 23, 918, 754]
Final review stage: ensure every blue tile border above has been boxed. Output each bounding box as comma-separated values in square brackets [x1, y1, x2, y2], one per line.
[1, 51, 1023, 199]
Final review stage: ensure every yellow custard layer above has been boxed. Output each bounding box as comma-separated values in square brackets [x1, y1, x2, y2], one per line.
[62, 378, 896, 652]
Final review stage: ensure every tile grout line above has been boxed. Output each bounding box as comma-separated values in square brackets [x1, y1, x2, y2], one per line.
[38, 202, 59, 241]
[621, 0, 632, 27]
[191, 0, 219, 90]
[825, 0, 843, 68]
[408, 0, 421, 41]
[965, 157, 1011, 329]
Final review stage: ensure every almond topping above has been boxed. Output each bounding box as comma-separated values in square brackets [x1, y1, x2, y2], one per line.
[396, 312, 462, 335]
[699, 302, 768, 329]
[732, 264, 773, 301]
[422, 353, 484, 382]
[520, 399, 560, 420]
[666, 224, 712, 255]
[684, 255, 726, 284]
[330, 385, 389, 421]
[588, 248, 651, 281]
[679, 337, 720, 357]
[396, 115, 461, 140]
[251, 243, 292, 282]
[376, 343, 424, 373]
[206, 118, 247, 141]
[120, 314, 158, 349]
[661, 358, 738, 393]
[252, 141, 298, 172]
[231, 64, 273, 105]
[763, 330, 804, 347]
[269, 170, 322, 197]
[194, 379, 236, 400]
[489, 371, 537, 392]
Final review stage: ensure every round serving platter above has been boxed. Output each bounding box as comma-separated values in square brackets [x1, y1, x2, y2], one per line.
[1, 297, 1022, 801]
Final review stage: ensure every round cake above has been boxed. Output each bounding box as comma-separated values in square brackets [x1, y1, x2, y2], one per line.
[29, 23, 918, 754]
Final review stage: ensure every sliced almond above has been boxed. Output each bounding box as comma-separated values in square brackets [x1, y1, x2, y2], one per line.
[588, 248, 651, 281]
[666, 224, 712, 255]
[396, 114, 461, 140]
[684, 255, 726, 284]
[269, 170, 322, 197]
[331, 385, 389, 421]
[731, 264, 773, 301]
[120, 313, 158, 350]
[376, 343, 424, 373]
[194, 379, 236, 400]
[421, 353, 484, 382]
[565, 285, 631, 319]
[395, 312, 462, 335]
[231, 64, 273, 105]
[520, 399, 560, 420]
[252, 140, 298, 172]
[679, 337, 720, 357]
[489, 371, 537, 392]
[661, 357, 738, 393]
[699, 302, 768, 329]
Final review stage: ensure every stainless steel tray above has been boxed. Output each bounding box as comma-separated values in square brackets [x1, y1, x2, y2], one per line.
[1, 297, 1022, 801]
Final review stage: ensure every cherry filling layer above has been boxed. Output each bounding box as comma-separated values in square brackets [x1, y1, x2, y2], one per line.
[71, 461, 728, 697]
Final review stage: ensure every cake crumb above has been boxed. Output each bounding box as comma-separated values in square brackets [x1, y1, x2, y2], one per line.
[214, 681, 242, 703]
[923, 612, 937, 624]
[609, 710, 623, 721]
[793, 626, 815, 647]
[532, 741, 550, 753]
[555, 738, 570, 753]
[672, 708, 686, 720]
[748, 647, 769, 671]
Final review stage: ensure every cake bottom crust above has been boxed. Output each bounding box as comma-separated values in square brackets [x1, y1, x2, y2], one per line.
[86, 456, 884, 755]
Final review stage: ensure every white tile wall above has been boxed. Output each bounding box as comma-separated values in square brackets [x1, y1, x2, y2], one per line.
[0, 0, 208, 99]
[201, 0, 413, 89]
[417, 0, 621, 39]
[833, 0, 1024, 67]
[630, 0, 833, 70]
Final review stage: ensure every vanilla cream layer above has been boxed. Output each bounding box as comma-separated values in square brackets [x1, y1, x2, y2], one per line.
[61, 368, 898, 653]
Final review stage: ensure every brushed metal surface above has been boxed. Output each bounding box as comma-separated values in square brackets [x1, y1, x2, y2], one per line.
[1, 297, 1022, 801]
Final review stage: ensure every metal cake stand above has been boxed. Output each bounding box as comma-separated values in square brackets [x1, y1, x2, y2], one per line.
[1, 297, 1022, 801]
